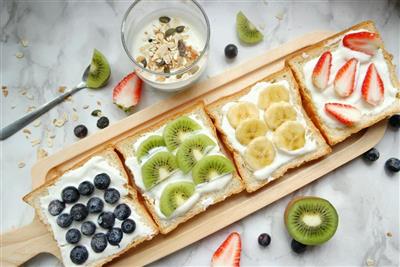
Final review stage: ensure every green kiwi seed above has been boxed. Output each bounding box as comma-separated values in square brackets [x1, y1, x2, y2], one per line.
[136, 135, 166, 161]
[141, 151, 177, 190]
[163, 116, 201, 151]
[192, 155, 234, 185]
[159, 181, 195, 217]
[236, 11, 264, 45]
[86, 49, 111, 89]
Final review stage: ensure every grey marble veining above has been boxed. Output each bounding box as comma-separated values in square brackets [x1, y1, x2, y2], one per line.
[1, 0, 399, 266]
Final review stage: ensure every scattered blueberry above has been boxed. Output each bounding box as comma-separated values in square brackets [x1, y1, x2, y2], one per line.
[87, 197, 104, 214]
[258, 233, 271, 247]
[70, 203, 89, 221]
[61, 186, 80, 204]
[98, 212, 115, 229]
[388, 114, 400, 129]
[74, 125, 88, 138]
[66, 228, 81, 244]
[107, 228, 123, 246]
[56, 213, 73, 228]
[97, 116, 109, 129]
[78, 181, 94, 196]
[121, 219, 136, 234]
[104, 188, 120, 204]
[363, 148, 380, 162]
[91, 233, 108, 253]
[385, 158, 400, 173]
[114, 203, 131, 221]
[81, 221, 96, 236]
[94, 173, 111, 190]
[291, 239, 307, 254]
[70, 245, 88, 265]
[224, 44, 238, 59]
[48, 200, 65, 216]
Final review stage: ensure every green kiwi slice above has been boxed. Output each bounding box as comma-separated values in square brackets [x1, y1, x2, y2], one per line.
[136, 135, 166, 161]
[192, 155, 234, 185]
[86, 49, 111, 89]
[163, 116, 201, 151]
[176, 134, 216, 173]
[236, 11, 264, 44]
[284, 196, 339, 245]
[141, 151, 177, 190]
[160, 181, 195, 217]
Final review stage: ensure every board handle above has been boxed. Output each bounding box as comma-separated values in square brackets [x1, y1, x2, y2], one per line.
[0, 218, 60, 267]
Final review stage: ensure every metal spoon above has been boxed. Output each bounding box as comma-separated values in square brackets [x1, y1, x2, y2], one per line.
[0, 65, 109, 140]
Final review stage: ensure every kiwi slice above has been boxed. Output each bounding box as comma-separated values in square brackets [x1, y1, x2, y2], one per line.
[163, 116, 201, 151]
[192, 155, 234, 185]
[160, 181, 195, 217]
[136, 135, 166, 161]
[86, 49, 111, 89]
[236, 11, 264, 44]
[284, 196, 339, 246]
[141, 151, 177, 190]
[176, 134, 216, 173]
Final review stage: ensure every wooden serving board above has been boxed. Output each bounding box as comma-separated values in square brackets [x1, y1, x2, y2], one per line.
[0, 31, 387, 267]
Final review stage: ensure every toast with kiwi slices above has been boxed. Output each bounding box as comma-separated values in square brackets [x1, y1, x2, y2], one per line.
[116, 102, 244, 234]
[206, 67, 331, 192]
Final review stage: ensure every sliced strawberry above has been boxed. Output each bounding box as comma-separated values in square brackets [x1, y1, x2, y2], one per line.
[211, 232, 241, 267]
[361, 63, 384, 106]
[112, 72, 142, 112]
[325, 102, 361, 126]
[342, 31, 380, 56]
[312, 51, 332, 90]
[334, 58, 358, 97]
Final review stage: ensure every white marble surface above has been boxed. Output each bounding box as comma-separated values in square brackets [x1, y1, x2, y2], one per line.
[1, 0, 399, 266]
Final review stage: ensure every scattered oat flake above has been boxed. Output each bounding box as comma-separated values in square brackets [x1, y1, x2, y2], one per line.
[18, 161, 26, 168]
[366, 258, 374, 266]
[275, 10, 285, 21]
[27, 106, 36, 112]
[65, 95, 73, 102]
[23, 128, 31, 135]
[2, 86, 8, 97]
[83, 105, 89, 109]
[26, 93, 34, 100]
[16, 52, 24, 59]
[53, 118, 66, 127]
[20, 89, 27, 96]
[20, 39, 29, 47]
[31, 139, 41, 146]
[72, 112, 79, 121]
[47, 138, 54, 148]
[72, 107, 77, 112]
[37, 148, 48, 159]
[386, 232, 392, 237]
[33, 119, 41, 127]
[58, 86, 66, 93]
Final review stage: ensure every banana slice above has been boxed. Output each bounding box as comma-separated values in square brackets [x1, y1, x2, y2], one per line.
[258, 84, 290, 109]
[244, 136, 276, 170]
[227, 101, 259, 128]
[274, 121, 306, 151]
[235, 118, 268, 145]
[264, 102, 297, 130]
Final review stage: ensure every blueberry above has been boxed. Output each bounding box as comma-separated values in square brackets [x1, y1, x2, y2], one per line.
[385, 158, 400, 173]
[114, 203, 131, 221]
[66, 228, 81, 244]
[388, 114, 400, 129]
[98, 212, 115, 229]
[70, 203, 89, 221]
[224, 44, 238, 59]
[70, 245, 88, 265]
[61, 186, 80, 204]
[107, 228, 123, 246]
[121, 219, 136, 234]
[104, 188, 120, 204]
[81, 221, 96, 236]
[87, 197, 104, 214]
[291, 239, 307, 254]
[91, 233, 107, 253]
[78, 181, 94, 196]
[97, 116, 109, 129]
[48, 200, 65, 216]
[363, 148, 380, 162]
[94, 173, 111, 190]
[258, 233, 271, 247]
[56, 213, 73, 228]
[74, 124, 88, 138]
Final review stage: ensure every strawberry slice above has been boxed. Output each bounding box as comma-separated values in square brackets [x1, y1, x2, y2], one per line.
[342, 31, 380, 56]
[312, 51, 332, 90]
[361, 63, 384, 106]
[325, 103, 361, 126]
[112, 72, 142, 112]
[334, 58, 358, 97]
[211, 232, 241, 267]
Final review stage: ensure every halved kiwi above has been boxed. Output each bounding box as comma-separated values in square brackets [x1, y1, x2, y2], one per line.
[159, 181, 195, 217]
[136, 135, 166, 161]
[236, 11, 264, 44]
[284, 196, 339, 246]
[176, 134, 216, 173]
[86, 49, 111, 89]
[163, 116, 201, 151]
[192, 155, 234, 185]
[141, 151, 177, 190]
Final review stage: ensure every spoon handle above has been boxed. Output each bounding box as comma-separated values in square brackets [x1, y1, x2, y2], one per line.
[0, 83, 86, 141]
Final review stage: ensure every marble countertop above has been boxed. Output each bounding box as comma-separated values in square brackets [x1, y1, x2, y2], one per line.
[1, 0, 399, 266]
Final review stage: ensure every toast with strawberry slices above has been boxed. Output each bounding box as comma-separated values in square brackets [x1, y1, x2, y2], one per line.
[286, 21, 400, 145]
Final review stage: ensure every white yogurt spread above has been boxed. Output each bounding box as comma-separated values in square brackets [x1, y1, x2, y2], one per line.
[39, 156, 156, 267]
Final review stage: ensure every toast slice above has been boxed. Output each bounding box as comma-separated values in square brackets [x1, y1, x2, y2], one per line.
[206, 67, 331, 192]
[115, 102, 244, 234]
[286, 20, 400, 145]
[24, 148, 158, 267]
